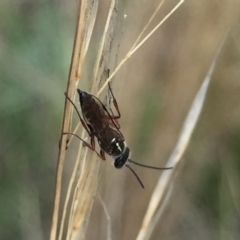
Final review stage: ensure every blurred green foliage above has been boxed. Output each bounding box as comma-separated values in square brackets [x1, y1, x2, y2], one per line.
[0, 1, 73, 239]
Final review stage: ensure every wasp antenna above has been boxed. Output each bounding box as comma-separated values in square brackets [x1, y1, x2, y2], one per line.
[64, 93, 82, 122]
[125, 164, 144, 188]
[128, 159, 173, 170]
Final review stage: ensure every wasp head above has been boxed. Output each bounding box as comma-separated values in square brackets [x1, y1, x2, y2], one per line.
[114, 147, 130, 169]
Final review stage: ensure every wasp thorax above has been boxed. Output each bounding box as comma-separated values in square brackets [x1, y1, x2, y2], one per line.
[110, 138, 125, 157]
[114, 147, 130, 169]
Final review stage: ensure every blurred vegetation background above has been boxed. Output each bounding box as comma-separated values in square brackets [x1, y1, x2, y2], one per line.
[1, 0, 240, 239]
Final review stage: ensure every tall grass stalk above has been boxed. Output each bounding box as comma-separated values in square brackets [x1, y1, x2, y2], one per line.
[136, 34, 227, 240]
[50, 0, 184, 239]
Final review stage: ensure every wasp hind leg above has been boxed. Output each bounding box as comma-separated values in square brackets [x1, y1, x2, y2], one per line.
[105, 83, 121, 129]
[107, 83, 121, 120]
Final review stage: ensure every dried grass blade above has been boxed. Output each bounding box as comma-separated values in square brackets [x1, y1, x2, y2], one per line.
[97, 0, 184, 96]
[66, 146, 89, 240]
[77, 0, 99, 79]
[70, 157, 101, 240]
[58, 131, 85, 240]
[136, 34, 227, 240]
[66, 0, 119, 239]
[49, 0, 98, 239]
[98, 193, 112, 240]
[130, 0, 184, 55]
[91, 0, 117, 93]
[130, 0, 165, 51]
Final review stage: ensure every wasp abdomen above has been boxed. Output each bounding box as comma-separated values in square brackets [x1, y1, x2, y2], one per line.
[77, 89, 88, 104]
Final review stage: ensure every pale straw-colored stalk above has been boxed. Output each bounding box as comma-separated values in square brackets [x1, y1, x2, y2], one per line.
[97, 0, 185, 97]
[135, 33, 228, 240]
[98, 193, 112, 240]
[49, 0, 98, 240]
[66, 1, 118, 238]
[53, 0, 119, 240]
[50, 1, 185, 239]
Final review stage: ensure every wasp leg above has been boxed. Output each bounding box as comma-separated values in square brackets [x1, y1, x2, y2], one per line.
[99, 149, 106, 160]
[106, 103, 120, 129]
[59, 137, 70, 150]
[64, 92, 94, 149]
[107, 97, 120, 129]
[82, 124, 93, 147]
[108, 121, 120, 129]
[63, 132, 105, 161]
[64, 92, 92, 136]
[107, 83, 121, 119]
[63, 132, 95, 151]
[90, 136, 106, 160]
[102, 83, 121, 129]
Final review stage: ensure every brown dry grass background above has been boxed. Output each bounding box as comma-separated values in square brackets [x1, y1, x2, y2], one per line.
[1, 0, 240, 240]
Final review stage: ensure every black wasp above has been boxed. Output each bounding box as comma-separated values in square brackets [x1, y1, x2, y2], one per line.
[64, 83, 172, 188]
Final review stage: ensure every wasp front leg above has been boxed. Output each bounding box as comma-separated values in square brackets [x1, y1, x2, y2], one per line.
[63, 92, 94, 149]
[99, 149, 106, 160]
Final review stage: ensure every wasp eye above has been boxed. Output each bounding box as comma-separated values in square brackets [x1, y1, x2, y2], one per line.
[114, 147, 130, 169]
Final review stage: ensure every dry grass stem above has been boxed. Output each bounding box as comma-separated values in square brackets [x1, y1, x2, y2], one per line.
[91, 0, 116, 93]
[65, 147, 89, 240]
[57, 0, 119, 240]
[68, 153, 99, 240]
[97, 0, 184, 96]
[51, 1, 188, 240]
[77, 0, 99, 79]
[136, 34, 227, 240]
[50, 0, 99, 240]
[129, 0, 184, 55]
[98, 193, 112, 240]
[68, 1, 118, 238]
[130, 0, 165, 51]
[58, 131, 86, 240]
[69, 0, 117, 139]
[65, 122, 82, 147]
[145, 183, 174, 240]
[68, 0, 99, 133]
